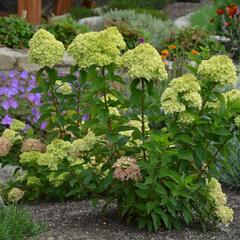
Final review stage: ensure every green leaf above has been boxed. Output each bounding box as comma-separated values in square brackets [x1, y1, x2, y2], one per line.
[178, 149, 193, 161]
[135, 189, 149, 199]
[176, 134, 194, 145]
[154, 207, 170, 229]
[151, 212, 160, 231]
[146, 201, 155, 214]
[155, 184, 167, 195]
[182, 207, 192, 225]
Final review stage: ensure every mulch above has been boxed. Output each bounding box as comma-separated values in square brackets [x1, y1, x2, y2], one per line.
[27, 187, 240, 240]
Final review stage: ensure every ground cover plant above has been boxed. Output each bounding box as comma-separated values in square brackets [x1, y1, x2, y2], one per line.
[0, 205, 44, 240]
[1, 26, 239, 233]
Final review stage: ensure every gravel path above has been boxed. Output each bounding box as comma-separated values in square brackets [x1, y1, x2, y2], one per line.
[164, 0, 211, 20]
[27, 187, 240, 240]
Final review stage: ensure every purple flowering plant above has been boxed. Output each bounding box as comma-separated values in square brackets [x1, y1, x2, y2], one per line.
[0, 70, 47, 135]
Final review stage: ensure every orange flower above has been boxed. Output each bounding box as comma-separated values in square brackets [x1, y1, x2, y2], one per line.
[217, 8, 225, 15]
[226, 4, 238, 18]
[191, 50, 199, 55]
[168, 45, 177, 50]
[162, 49, 169, 57]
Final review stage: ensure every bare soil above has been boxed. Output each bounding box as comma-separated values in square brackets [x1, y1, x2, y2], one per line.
[27, 187, 240, 240]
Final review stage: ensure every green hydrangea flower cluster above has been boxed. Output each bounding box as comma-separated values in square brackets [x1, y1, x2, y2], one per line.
[206, 89, 240, 115]
[26, 176, 41, 187]
[56, 80, 72, 95]
[70, 131, 99, 157]
[10, 119, 26, 131]
[29, 29, 65, 67]
[48, 172, 69, 187]
[20, 139, 72, 171]
[1, 129, 22, 143]
[8, 187, 24, 203]
[67, 27, 126, 68]
[161, 74, 202, 123]
[20, 132, 99, 187]
[119, 43, 167, 81]
[198, 55, 237, 86]
[208, 178, 233, 225]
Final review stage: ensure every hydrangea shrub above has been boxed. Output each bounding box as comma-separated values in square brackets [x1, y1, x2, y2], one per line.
[2, 28, 239, 232]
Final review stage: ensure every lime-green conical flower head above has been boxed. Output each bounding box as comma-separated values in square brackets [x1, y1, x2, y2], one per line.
[29, 29, 65, 67]
[161, 74, 202, 114]
[67, 27, 126, 68]
[198, 55, 237, 85]
[119, 43, 167, 81]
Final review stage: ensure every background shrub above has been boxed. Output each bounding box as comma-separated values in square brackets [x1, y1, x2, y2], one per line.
[43, 16, 89, 47]
[0, 15, 35, 48]
[70, 6, 99, 20]
[102, 9, 176, 50]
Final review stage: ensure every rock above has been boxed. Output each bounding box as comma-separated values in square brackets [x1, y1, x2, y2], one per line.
[78, 16, 104, 31]
[0, 164, 19, 185]
[17, 55, 41, 72]
[174, 12, 193, 28]
[61, 53, 74, 66]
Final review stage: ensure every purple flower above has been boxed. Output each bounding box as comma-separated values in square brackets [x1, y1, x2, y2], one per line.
[82, 113, 89, 122]
[40, 121, 47, 129]
[1, 98, 18, 110]
[10, 78, 19, 88]
[5, 87, 18, 97]
[8, 70, 15, 78]
[138, 38, 145, 44]
[20, 70, 29, 79]
[2, 115, 13, 125]
[27, 93, 41, 106]
[23, 124, 31, 133]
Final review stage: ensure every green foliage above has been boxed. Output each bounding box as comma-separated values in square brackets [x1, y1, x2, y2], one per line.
[43, 16, 89, 47]
[107, 0, 169, 10]
[219, 137, 240, 188]
[70, 6, 99, 20]
[0, 15, 35, 48]
[0, 206, 45, 240]
[161, 27, 226, 78]
[102, 9, 176, 49]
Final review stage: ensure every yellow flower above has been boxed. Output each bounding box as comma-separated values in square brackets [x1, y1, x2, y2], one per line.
[119, 43, 167, 81]
[198, 55, 237, 85]
[67, 27, 126, 68]
[29, 29, 65, 67]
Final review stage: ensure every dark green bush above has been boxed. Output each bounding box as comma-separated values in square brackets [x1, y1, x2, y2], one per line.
[108, 0, 169, 10]
[0, 206, 45, 240]
[0, 16, 35, 49]
[43, 16, 89, 47]
[70, 6, 99, 20]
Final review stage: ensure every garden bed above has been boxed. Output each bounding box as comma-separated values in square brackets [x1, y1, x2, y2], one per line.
[28, 187, 240, 240]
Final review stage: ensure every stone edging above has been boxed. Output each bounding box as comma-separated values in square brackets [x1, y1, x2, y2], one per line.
[0, 47, 74, 72]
